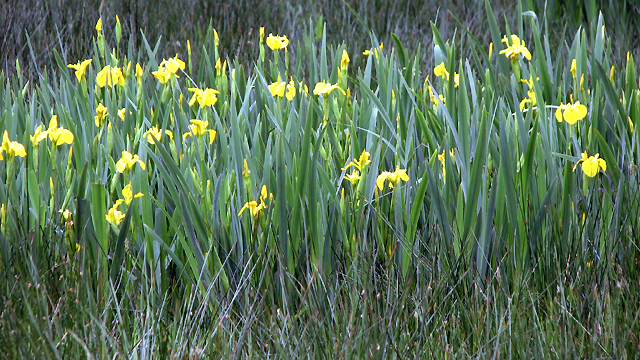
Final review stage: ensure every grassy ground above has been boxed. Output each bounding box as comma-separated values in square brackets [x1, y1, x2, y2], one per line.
[1, 0, 640, 358]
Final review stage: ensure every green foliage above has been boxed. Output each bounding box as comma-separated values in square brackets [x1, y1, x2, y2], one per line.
[1, 1, 639, 358]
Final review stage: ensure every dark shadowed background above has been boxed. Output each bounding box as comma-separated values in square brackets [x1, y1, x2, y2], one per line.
[2, 0, 639, 79]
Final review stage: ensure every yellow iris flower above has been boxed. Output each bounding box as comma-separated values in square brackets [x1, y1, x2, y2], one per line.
[183, 120, 217, 144]
[573, 151, 606, 177]
[342, 150, 371, 172]
[238, 201, 265, 220]
[363, 43, 383, 56]
[376, 166, 409, 191]
[519, 76, 539, 110]
[122, 182, 144, 206]
[152, 68, 172, 85]
[42, 115, 74, 146]
[238, 185, 271, 220]
[434, 62, 449, 78]
[499, 34, 532, 61]
[144, 125, 174, 144]
[95, 103, 108, 127]
[152, 55, 184, 85]
[433, 62, 459, 88]
[187, 87, 220, 108]
[96, 65, 124, 88]
[106, 199, 125, 226]
[268, 77, 296, 100]
[266, 34, 289, 50]
[555, 101, 588, 124]
[0, 131, 26, 160]
[159, 55, 186, 74]
[428, 86, 445, 105]
[116, 151, 146, 173]
[344, 170, 361, 185]
[31, 125, 47, 147]
[67, 59, 93, 81]
[313, 81, 346, 96]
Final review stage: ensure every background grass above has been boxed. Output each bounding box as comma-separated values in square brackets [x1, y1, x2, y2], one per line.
[4, 0, 640, 79]
[1, 0, 640, 358]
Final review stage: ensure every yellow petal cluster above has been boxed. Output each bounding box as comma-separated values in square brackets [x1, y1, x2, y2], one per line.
[135, 63, 144, 80]
[433, 62, 459, 88]
[266, 34, 289, 50]
[95, 103, 108, 127]
[499, 34, 532, 61]
[0, 131, 26, 160]
[144, 125, 174, 144]
[573, 151, 607, 177]
[268, 77, 296, 100]
[340, 49, 350, 71]
[342, 150, 371, 186]
[519, 76, 538, 110]
[31, 125, 47, 147]
[152, 69, 172, 85]
[215, 58, 228, 76]
[160, 55, 186, 74]
[96, 65, 124, 88]
[238, 185, 271, 220]
[122, 182, 144, 206]
[106, 199, 125, 226]
[437, 149, 455, 180]
[152, 55, 185, 85]
[428, 86, 445, 105]
[183, 120, 217, 144]
[95, 18, 102, 34]
[117, 108, 126, 121]
[344, 171, 361, 185]
[313, 81, 346, 96]
[116, 151, 146, 173]
[342, 150, 371, 172]
[376, 166, 409, 190]
[555, 101, 588, 124]
[42, 115, 74, 147]
[188, 87, 220, 108]
[67, 59, 93, 81]
[363, 43, 383, 56]
[434, 62, 448, 78]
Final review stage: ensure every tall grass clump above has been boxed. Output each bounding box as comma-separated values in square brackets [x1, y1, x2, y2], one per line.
[1, 0, 639, 357]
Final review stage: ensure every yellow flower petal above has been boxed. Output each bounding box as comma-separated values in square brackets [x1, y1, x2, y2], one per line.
[340, 49, 350, 69]
[118, 108, 126, 121]
[313, 81, 345, 96]
[67, 59, 93, 81]
[563, 102, 588, 124]
[434, 62, 448, 78]
[376, 172, 388, 191]
[344, 171, 361, 185]
[135, 63, 144, 79]
[266, 34, 289, 50]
